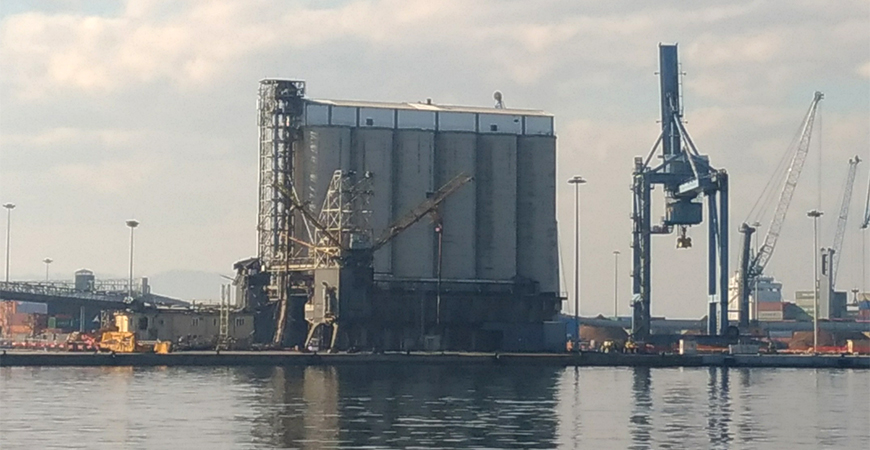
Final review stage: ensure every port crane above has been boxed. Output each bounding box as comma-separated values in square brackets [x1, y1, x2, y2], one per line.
[631, 44, 730, 340]
[862, 171, 870, 230]
[737, 92, 824, 327]
[830, 156, 861, 286]
[274, 171, 473, 349]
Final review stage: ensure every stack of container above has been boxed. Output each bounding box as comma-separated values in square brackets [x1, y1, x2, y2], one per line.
[757, 301, 784, 322]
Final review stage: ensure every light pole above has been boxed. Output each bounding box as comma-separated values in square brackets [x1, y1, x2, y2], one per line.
[613, 250, 620, 319]
[807, 210, 823, 352]
[3, 203, 15, 282]
[126, 219, 140, 299]
[43, 258, 53, 282]
[568, 175, 586, 348]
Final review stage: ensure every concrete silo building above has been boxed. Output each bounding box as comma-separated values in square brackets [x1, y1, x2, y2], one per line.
[253, 80, 561, 351]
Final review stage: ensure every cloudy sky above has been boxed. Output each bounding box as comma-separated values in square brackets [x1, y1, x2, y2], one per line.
[1, 0, 868, 318]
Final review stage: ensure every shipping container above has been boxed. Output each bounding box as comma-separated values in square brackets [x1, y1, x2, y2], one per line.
[757, 311, 784, 321]
[757, 302, 784, 312]
[846, 339, 870, 354]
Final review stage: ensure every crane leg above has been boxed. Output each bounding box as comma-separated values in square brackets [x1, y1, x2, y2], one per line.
[707, 195, 718, 335]
[718, 174, 730, 335]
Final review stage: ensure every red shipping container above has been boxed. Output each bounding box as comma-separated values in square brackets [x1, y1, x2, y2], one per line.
[757, 302, 784, 312]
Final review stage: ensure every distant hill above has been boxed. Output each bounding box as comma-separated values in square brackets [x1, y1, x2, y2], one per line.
[147, 270, 231, 303]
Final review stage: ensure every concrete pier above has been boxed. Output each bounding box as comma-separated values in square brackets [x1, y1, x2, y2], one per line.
[1, 351, 867, 369]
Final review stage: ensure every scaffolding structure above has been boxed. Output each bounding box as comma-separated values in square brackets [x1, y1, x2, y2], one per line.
[257, 79, 306, 272]
[257, 80, 306, 345]
[313, 171, 374, 267]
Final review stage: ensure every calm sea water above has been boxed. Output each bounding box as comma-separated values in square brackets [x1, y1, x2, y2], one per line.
[0, 365, 868, 449]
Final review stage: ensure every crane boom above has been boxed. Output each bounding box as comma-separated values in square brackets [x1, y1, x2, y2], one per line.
[750, 91, 824, 276]
[862, 171, 870, 229]
[831, 156, 861, 285]
[371, 174, 473, 252]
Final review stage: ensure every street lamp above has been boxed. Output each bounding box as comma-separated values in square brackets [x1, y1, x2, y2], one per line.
[126, 219, 140, 299]
[568, 175, 586, 349]
[807, 210, 823, 352]
[43, 258, 53, 282]
[3, 203, 15, 282]
[613, 250, 620, 319]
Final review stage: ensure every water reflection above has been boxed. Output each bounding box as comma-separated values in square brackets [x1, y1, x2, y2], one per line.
[245, 365, 561, 449]
[1, 366, 868, 449]
[629, 367, 653, 449]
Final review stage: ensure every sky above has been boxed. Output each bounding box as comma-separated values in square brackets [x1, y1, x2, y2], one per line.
[1, 0, 868, 318]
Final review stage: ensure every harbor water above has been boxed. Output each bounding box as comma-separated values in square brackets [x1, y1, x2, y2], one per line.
[1, 365, 868, 449]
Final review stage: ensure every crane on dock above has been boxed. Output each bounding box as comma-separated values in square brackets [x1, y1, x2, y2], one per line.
[830, 156, 861, 286]
[737, 92, 824, 327]
[274, 170, 473, 350]
[862, 168, 870, 230]
[631, 44, 730, 340]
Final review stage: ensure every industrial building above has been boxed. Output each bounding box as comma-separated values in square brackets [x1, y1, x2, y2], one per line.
[248, 80, 562, 351]
[114, 309, 254, 349]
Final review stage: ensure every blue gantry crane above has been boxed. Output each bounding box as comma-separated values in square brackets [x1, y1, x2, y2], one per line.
[631, 44, 730, 340]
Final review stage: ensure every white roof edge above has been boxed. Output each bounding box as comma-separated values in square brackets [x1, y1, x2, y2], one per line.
[306, 98, 552, 117]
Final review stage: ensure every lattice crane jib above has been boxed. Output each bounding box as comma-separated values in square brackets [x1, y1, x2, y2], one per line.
[831, 156, 861, 285]
[737, 92, 824, 327]
[863, 174, 870, 230]
[750, 92, 824, 277]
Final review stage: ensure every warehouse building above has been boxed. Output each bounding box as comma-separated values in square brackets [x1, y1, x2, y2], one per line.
[254, 80, 562, 351]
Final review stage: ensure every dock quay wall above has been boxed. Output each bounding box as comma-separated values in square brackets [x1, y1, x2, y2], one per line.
[1, 351, 867, 369]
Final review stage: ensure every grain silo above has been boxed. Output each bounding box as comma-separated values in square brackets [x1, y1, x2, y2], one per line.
[254, 79, 561, 352]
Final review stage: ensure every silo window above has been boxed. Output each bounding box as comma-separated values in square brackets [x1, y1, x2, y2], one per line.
[490, 124, 498, 132]
[365, 118, 374, 126]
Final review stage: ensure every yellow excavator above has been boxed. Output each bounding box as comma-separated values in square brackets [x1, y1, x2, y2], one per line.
[98, 331, 171, 354]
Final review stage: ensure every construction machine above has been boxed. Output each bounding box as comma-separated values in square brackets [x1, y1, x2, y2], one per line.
[863, 170, 870, 230]
[737, 92, 824, 327]
[830, 156, 861, 287]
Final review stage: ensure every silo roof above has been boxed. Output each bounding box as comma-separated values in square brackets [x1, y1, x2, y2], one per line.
[308, 98, 552, 117]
